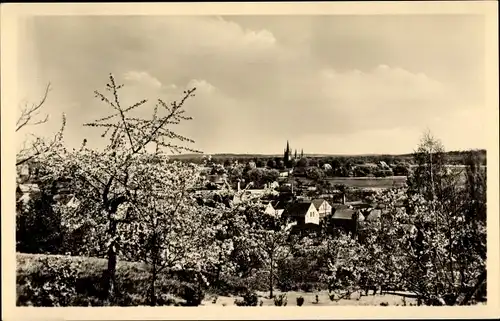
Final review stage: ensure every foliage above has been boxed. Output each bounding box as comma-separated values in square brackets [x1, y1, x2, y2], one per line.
[296, 296, 305, 306]
[357, 132, 487, 305]
[36, 74, 201, 302]
[297, 158, 309, 168]
[273, 293, 287, 306]
[16, 182, 62, 254]
[306, 167, 325, 181]
[17, 256, 80, 306]
[393, 162, 411, 176]
[250, 218, 296, 298]
[234, 291, 259, 306]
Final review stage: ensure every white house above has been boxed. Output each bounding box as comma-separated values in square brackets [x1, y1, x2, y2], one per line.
[263, 202, 276, 216]
[282, 202, 320, 225]
[311, 199, 332, 218]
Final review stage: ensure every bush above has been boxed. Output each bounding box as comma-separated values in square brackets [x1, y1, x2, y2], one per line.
[16, 257, 79, 306]
[234, 291, 258, 306]
[16, 253, 184, 306]
[16, 192, 63, 255]
[274, 293, 287, 306]
[296, 296, 304, 306]
[180, 283, 204, 306]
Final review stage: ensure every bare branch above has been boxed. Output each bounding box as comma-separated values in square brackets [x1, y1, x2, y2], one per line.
[16, 83, 51, 132]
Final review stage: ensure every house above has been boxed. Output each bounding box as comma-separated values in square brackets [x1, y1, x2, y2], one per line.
[232, 188, 279, 205]
[282, 202, 320, 225]
[16, 183, 41, 204]
[17, 164, 31, 182]
[331, 203, 351, 212]
[262, 200, 286, 218]
[272, 201, 286, 217]
[267, 181, 280, 189]
[311, 199, 332, 218]
[279, 170, 289, 178]
[263, 201, 277, 217]
[379, 161, 391, 169]
[330, 208, 360, 234]
[365, 209, 382, 222]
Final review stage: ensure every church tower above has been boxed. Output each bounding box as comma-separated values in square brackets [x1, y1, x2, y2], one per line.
[283, 140, 291, 167]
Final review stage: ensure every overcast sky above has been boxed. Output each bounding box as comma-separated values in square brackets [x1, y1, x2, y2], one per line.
[17, 14, 487, 155]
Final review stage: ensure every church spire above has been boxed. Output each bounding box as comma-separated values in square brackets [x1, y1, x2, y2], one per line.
[301, 149, 304, 158]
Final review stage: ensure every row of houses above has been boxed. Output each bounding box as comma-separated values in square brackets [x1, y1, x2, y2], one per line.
[262, 198, 382, 227]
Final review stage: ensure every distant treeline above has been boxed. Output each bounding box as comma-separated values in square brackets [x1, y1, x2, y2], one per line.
[170, 149, 487, 166]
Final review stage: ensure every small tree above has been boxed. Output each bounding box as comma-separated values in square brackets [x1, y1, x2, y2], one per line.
[251, 218, 295, 298]
[319, 232, 366, 300]
[306, 167, 325, 182]
[297, 158, 309, 168]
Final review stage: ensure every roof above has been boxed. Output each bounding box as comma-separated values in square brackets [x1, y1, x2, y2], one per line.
[332, 209, 356, 220]
[331, 203, 350, 211]
[271, 201, 286, 210]
[351, 203, 372, 209]
[311, 198, 326, 209]
[17, 184, 40, 194]
[365, 209, 382, 221]
[283, 202, 314, 217]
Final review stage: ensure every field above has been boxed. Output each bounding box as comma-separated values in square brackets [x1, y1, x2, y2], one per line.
[16, 252, 416, 307]
[324, 176, 407, 189]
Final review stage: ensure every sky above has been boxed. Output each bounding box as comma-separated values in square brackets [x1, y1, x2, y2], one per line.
[17, 14, 487, 155]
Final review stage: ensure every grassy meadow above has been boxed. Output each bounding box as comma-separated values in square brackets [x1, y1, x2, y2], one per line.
[16, 252, 419, 307]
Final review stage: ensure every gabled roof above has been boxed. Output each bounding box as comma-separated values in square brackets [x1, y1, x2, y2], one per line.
[311, 198, 328, 209]
[365, 209, 382, 221]
[17, 184, 40, 194]
[271, 200, 286, 210]
[283, 202, 314, 217]
[332, 209, 356, 220]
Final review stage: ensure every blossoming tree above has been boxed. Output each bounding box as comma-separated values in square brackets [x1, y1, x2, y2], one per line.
[40, 74, 200, 302]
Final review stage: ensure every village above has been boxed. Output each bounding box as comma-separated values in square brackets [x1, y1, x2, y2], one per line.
[16, 140, 399, 239]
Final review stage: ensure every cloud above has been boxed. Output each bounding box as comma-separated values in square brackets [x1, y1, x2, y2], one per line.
[187, 79, 215, 94]
[20, 15, 486, 154]
[123, 71, 162, 89]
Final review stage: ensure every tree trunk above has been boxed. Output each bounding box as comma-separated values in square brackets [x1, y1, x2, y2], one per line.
[150, 233, 158, 306]
[150, 267, 157, 306]
[269, 256, 274, 298]
[105, 218, 118, 302]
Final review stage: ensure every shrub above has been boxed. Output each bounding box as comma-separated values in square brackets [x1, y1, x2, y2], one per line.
[274, 293, 287, 306]
[16, 253, 185, 306]
[296, 296, 304, 306]
[16, 256, 79, 306]
[234, 291, 258, 306]
[180, 283, 205, 306]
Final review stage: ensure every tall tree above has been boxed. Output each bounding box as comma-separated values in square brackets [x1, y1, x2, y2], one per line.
[41, 74, 199, 302]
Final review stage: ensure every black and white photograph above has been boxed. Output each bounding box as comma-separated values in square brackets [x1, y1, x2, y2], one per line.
[2, 1, 498, 318]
